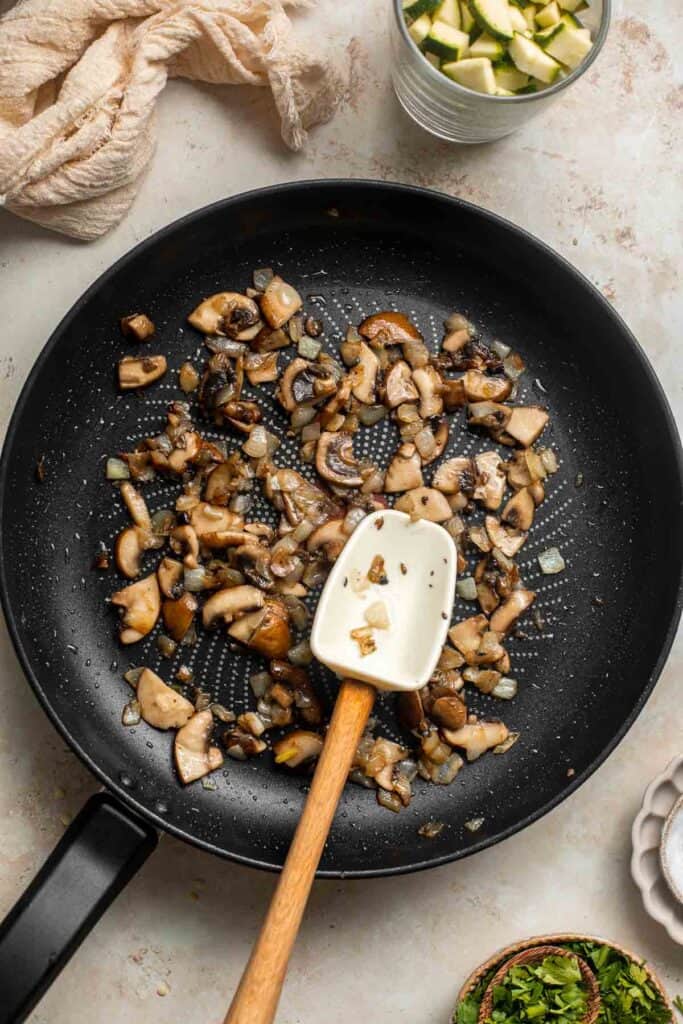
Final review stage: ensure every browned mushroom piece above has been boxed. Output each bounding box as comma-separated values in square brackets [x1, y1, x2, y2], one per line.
[162, 592, 197, 642]
[188, 292, 262, 340]
[462, 370, 512, 403]
[119, 481, 151, 530]
[244, 351, 279, 385]
[397, 690, 426, 731]
[174, 709, 224, 784]
[198, 357, 244, 426]
[484, 515, 527, 558]
[118, 355, 167, 390]
[462, 667, 502, 694]
[431, 693, 468, 730]
[273, 730, 324, 768]
[473, 451, 506, 510]
[202, 584, 265, 628]
[111, 574, 161, 644]
[135, 668, 194, 730]
[228, 598, 291, 658]
[306, 518, 347, 561]
[528, 480, 545, 505]
[259, 277, 303, 329]
[222, 727, 267, 760]
[115, 526, 151, 579]
[120, 313, 155, 342]
[490, 589, 536, 633]
[506, 448, 547, 490]
[437, 644, 465, 670]
[442, 378, 467, 411]
[429, 419, 450, 464]
[442, 721, 509, 761]
[269, 660, 322, 726]
[384, 443, 423, 493]
[448, 614, 488, 660]
[170, 525, 200, 568]
[432, 456, 476, 495]
[504, 406, 549, 447]
[265, 468, 338, 528]
[277, 359, 336, 413]
[349, 342, 379, 404]
[157, 557, 184, 598]
[189, 503, 243, 539]
[358, 311, 422, 344]
[315, 432, 363, 487]
[476, 580, 500, 615]
[165, 431, 202, 475]
[395, 486, 452, 522]
[468, 401, 512, 433]
[412, 366, 444, 419]
[442, 327, 471, 353]
[384, 360, 419, 407]
[502, 487, 535, 531]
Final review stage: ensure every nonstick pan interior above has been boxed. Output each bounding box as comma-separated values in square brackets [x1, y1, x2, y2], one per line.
[1, 181, 681, 877]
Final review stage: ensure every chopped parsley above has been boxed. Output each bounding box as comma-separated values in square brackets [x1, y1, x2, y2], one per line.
[455, 942, 673, 1024]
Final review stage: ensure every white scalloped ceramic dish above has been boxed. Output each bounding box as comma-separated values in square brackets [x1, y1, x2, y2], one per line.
[631, 756, 683, 944]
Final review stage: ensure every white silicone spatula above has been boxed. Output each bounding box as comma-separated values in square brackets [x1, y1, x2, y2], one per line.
[224, 509, 456, 1024]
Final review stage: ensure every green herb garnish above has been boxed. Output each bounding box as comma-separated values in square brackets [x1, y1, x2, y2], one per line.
[454, 942, 673, 1024]
[483, 955, 588, 1023]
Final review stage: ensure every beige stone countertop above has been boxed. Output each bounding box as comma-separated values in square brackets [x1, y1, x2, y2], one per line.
[0, 0, 681, 1020]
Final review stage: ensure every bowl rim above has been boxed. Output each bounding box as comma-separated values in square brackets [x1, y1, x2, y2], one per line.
[456, 933, 673, 1014]
[393, 0, 612, 106]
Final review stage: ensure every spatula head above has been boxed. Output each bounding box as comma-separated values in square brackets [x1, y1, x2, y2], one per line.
[310, 510, 457, 692]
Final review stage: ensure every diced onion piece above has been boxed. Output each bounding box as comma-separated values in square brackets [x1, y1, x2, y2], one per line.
[249, 671, 272, 698]
[106, 457, 130, 480]
[358, 404, 386, 427]
[503, 352, 525, 379]
[242, 425, 269, 459]
[184, 566, 211, 592]
[492, 676, 518, 700]
[538, 546, 565, 574]
[291, 406, 317, 431]
[123, 667, 144, 687]
[122, 698, 141, 726]
[456, 577, 477, 601]
[343, 506, 366, 536]
[539, 448, 559, 474]
[364, 601, 390, 630]
[464, 817, 484, 833]
[298, 336, 322, 360]
[491, 339, 511, 359]
[493, 732, 520, 755]
[288, 639, 313, 666]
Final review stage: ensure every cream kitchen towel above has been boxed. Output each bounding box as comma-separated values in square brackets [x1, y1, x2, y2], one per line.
[0, 0, 343, 240]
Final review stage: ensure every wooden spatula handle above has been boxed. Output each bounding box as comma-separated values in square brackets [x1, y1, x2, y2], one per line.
[224, 678, 376, 1024]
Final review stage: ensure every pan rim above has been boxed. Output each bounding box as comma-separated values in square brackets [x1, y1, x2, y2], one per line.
[1, 179, 682, 878]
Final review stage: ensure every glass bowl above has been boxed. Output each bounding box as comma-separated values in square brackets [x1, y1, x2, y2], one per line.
[390, 0, 611, 143]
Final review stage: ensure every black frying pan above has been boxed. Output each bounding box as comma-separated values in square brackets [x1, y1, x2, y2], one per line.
[0, 181, 681, 1023]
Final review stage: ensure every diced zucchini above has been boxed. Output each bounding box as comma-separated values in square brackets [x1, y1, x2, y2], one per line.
[402, 0, 440, 19]
[509, 31, 561, 82]
[434, 0, 461, 27]
[443, 55, 497, 93]
[424, 19, 470, 59]
[469, 0, 513, 41]
[522, 4, 538, 29]
[534, 23, 562, 44]
[459, 0, 476, 32]
[544, 20, 592, 68]
[408, 12, 433, 45]
[535, 1, 561, 27]
[494, 64, 529, 90]
[557, 0, 583, 9]
[508, 5, 528, 32]
[516, 82, 539, 93]
[469, 32, 505, 59]
[425, 50, 441, 66]
[496, 87, 515, 95]
[560, 10, 582, 26]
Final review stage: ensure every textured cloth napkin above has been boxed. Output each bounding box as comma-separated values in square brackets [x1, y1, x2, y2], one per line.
[0, 0, 343, 240]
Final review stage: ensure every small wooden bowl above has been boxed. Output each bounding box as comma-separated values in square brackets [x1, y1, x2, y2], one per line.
[457, 933, 674, 1022]
[477, 944, 600, 1024]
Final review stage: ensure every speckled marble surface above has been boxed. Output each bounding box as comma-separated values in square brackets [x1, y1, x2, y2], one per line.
[0, 0, 681, 1020]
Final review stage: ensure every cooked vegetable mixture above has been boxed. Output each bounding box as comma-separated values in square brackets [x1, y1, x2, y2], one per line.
[456, 943, 673, 1024]
[403, 0, 594, 96]
[103, 269, 560, 808]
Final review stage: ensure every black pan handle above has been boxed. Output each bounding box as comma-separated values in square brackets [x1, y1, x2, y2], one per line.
[0, 792, 157, 1023]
